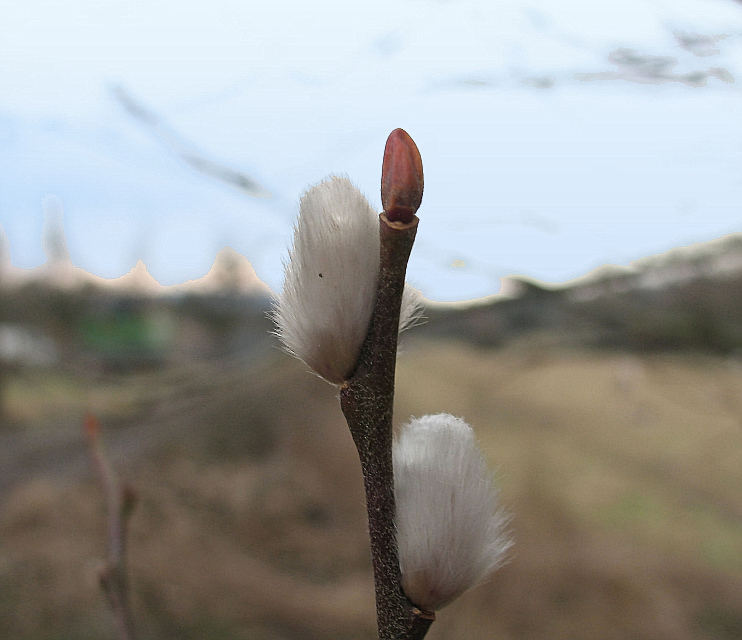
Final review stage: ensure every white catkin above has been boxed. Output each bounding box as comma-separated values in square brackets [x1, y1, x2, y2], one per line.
[393, 413, 511, 611]
[399, 284, 425, 334]
[274, 175, 423, 384]
[273, 176, 379, 384]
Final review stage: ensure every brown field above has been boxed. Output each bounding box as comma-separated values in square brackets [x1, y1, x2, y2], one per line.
[1, 337, 741, 639]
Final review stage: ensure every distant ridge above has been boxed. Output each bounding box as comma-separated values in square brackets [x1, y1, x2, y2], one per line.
[1, 219, 739, 304]
[165, 247, 271, 297]
[429, 232, 742, 310]
[105, 260, 164, 295]
[422, 232, 742, 352]
[0, 250, 272, 298]
[1, 200, 274, 297]
[564, 232, 742, 303]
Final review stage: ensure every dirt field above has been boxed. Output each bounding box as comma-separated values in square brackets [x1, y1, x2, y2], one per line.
[1, 337, 741, 639]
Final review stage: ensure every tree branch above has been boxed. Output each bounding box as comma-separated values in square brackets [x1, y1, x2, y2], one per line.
[85, 414, 138, 640]
[340, 215, 434, 639]
[111, 84, 270, 198]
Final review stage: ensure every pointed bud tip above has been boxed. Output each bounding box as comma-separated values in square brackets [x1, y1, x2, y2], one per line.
[381, 128, 423, 223]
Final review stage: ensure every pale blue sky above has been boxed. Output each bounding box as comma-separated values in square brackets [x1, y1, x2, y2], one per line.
[2, 0, 741, 300]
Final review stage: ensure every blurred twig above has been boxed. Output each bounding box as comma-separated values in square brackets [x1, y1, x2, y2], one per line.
[85, 413, 139, 640]
[111, 84, 270, 198]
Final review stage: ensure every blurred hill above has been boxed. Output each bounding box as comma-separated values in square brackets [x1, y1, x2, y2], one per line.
[1, 232, 741, 375]
[424, 233, 742, 353]
[0, 233, 741, 639]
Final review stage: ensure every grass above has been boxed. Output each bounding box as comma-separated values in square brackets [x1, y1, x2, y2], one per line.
[1, 338, 741, 639]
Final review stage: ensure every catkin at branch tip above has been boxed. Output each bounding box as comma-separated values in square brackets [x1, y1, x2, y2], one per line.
[273, 175, 425, 384]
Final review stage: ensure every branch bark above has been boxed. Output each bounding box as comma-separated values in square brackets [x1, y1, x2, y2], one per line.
[86, 415, 138, 640]
[340, 214, 434, 640]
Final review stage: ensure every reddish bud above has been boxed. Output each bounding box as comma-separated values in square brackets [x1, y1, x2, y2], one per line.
[381, 128, 424, 223]
[84, 413, 100, 440]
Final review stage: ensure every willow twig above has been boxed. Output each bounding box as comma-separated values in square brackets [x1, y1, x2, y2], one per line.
[85, 414, 138, 640]
[340, 213, 433, 640]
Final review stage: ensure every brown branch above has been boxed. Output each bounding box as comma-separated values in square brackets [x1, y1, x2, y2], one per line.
[339, 128, 432, 639]
[110, 84, 270, 198]
[85, 414, 139, 640]
[340, 214, 434, 639]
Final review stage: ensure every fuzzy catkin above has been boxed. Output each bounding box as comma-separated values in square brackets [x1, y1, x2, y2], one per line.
[399, 284, 425, 334]
[274, 175, 424, 384]
[393, 414, 511, 611]
[273, 176, 380, 383]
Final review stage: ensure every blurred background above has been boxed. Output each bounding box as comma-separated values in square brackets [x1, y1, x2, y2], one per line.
[1, 0, 741, 638]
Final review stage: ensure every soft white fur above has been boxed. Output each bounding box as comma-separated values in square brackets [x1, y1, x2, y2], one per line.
[399, 284, 425, 334]
[393, 414, 511, 611]
[274, 176, 380, 383]
[274, 175, 424, 384]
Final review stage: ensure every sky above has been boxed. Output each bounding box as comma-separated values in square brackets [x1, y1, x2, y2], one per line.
[1, 0, 741, 301]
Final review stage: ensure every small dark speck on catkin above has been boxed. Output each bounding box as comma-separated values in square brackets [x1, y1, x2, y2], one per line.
[318, 273, 323, 278]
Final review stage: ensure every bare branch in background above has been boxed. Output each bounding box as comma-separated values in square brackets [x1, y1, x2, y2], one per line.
[85, 414, 139, 640]
[111, 84, 271, 198]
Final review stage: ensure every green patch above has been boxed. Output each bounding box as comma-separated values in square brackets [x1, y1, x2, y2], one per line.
[697, 606, 742, 640]
[599, 491, 661, 527]
[4, 371, 87, 423]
